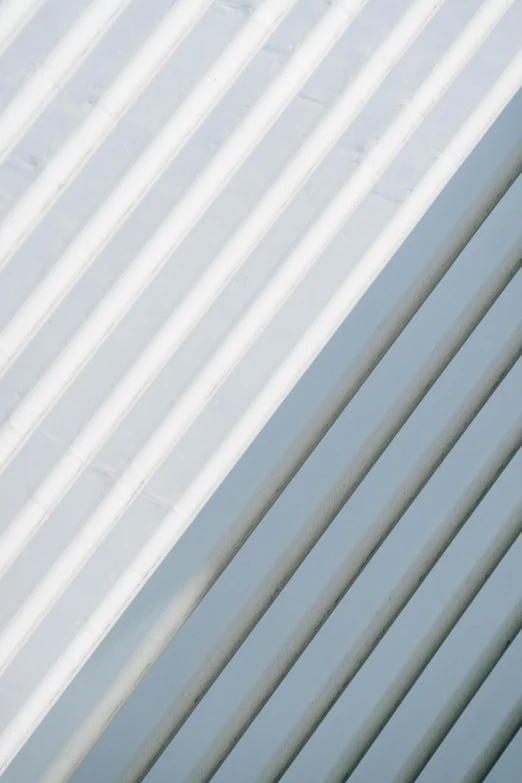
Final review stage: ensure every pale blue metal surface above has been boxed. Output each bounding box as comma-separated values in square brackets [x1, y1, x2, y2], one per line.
[0, 1, 521, 780]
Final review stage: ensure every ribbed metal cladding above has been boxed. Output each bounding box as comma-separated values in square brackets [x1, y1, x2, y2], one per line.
[0, 0, 521, 780]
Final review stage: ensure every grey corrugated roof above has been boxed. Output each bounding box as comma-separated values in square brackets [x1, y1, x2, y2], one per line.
[0, 0, 521, 780]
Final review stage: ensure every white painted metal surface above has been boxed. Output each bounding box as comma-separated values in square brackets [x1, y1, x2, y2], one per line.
[0, 0, 521, 781]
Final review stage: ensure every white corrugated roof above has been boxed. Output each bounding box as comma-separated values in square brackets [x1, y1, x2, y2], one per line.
[0, 0, 521, 780]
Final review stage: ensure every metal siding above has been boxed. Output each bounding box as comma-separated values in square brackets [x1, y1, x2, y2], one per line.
[0, 0, 521, 780]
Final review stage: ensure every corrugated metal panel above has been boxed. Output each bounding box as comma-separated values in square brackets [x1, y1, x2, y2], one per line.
[0, 0, 521, 780]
